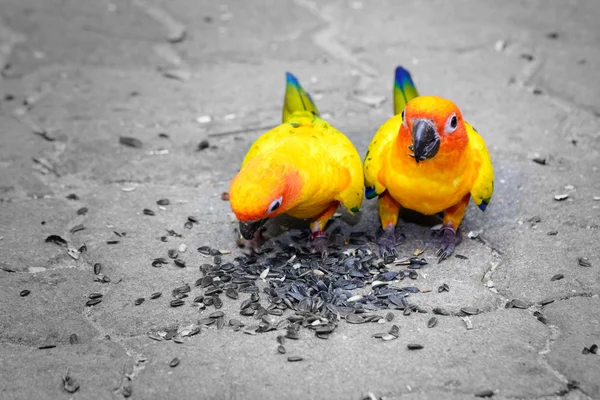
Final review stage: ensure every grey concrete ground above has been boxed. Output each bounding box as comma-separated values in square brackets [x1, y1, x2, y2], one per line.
[1, 0, 599, 399]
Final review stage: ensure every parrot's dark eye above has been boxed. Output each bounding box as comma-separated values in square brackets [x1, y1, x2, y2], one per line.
[445, 114, 458, 134]
[401, 109, 405, 119]
[267, 196, 283, 214]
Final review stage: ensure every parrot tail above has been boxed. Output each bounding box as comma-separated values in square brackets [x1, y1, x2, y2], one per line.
[393, 66, 419, 116]
[365, 186, 378, 200]
[283, 72, 319, 123]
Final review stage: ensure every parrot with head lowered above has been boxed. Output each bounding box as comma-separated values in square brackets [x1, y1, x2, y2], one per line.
[229, 72, 364, 254]
[364, 66, 494, 263]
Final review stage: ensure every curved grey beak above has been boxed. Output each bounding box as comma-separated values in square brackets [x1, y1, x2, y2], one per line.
[410, 119, 440, 163]
[239, 220, 263, 240]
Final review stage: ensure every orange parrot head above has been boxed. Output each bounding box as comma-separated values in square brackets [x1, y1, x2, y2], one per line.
[229, 156, 303, 239]
[400, 96, 468, 163]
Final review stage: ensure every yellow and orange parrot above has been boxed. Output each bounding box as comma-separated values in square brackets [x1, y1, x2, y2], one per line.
[229, 72, 363, 254]
[364, 66, 494, 263]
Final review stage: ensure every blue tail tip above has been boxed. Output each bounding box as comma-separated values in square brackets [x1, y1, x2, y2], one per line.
[286, 72, 300, 87]
[478, 201, 489, 212]
[365, 187, 377, 200]
[394, 65, 414, 86]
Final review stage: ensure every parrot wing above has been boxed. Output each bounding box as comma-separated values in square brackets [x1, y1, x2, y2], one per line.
[393, 66, 419, 116]
[363, 114, 403, 199]
[283, 72, 319, 123]
[466, 123, 494, 211]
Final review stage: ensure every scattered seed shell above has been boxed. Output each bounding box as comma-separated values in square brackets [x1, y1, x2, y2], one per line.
[407, 343, 424, 350]
[287, 356, 303, 362]
[578, 257, 592, 268]
[474, 389, 494, 398]
[169, 357, 180, 367]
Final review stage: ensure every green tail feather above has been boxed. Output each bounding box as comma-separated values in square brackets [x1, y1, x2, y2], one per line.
[283, 72, 319, 123]
[393, 66, 419, 116]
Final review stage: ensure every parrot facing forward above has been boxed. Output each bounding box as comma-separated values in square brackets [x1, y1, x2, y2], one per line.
[229, 72, 364, 254]
[364, 66, 494, 263]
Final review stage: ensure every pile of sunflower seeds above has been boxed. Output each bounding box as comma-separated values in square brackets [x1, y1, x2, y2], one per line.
[149, 228, 430, 341]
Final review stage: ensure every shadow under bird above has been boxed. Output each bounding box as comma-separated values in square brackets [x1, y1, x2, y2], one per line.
[364, 66, 494, 263]
[229, 72, 364, 255]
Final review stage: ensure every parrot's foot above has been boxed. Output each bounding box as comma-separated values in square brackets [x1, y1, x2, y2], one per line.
[377, 226, 405, 264]
[236, 228, 265, 254]
[309, 231, 329, 258]
[433, 225, 462, 262]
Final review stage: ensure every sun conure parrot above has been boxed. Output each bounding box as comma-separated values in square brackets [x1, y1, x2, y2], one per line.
[229, 72, 364, 254]
[363, 66, 494, 263]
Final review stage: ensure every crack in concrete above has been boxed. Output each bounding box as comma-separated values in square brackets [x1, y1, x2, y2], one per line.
[292, 0, 378, 78]
[535, 324, 595, 400]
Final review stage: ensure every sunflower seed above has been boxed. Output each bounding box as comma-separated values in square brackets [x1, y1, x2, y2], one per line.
[197, 246, 211, 255]
[69, 334, 78, 344]
[157, 198, 170, 206]
[509, 299, 528, 309]
[345, 314, 366, 324]
[69, 224, 85, 234]
[474, 389, 494, 398]
[427, 317, 438, 328]
[381, 334, 397, 341]
[143, 208, 155, 216]
[225, 287, 238, 299]
[432, 307, 449, 316]
[216, 316, 225, 330]
[168, 249, 179, 259]
[134, 298, 145, 306]
[170, 299, 185, 307]
[213, 296, 223, 309]
[460, 307, 479, 315]
[210, 311, 224, 319]
[86, 298, 102, 306]
[590, 344, 598, 354]
[150, 292, 162, 299]
[38, 345, 56, 349]
[76, 207, 88, 215]
[277, 345, 286, 354]
[287, 356, 303, 362]
[169, 357, 180, 367]
[407, 343, 423, 350]
[578, 257, 592, 267]
[385, 312, 394, 322]
[550, 274, 564, 281]
[89, 293, 103, 299]
[184, 221, 193, 229]
[240, 308, 255, 316]
[45, 235, 67, 246]
[174, 259, 186, 268]
[188, 216, 199, 224]
[554, 194, 568, 201]
[438, 283, 449, 293]
[20, 290, 30, 297]
[388, 325, 399, 337]
[119, 136, 142, 148]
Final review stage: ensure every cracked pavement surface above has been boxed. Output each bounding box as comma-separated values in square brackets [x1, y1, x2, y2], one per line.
[1, 0, 599, 399]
